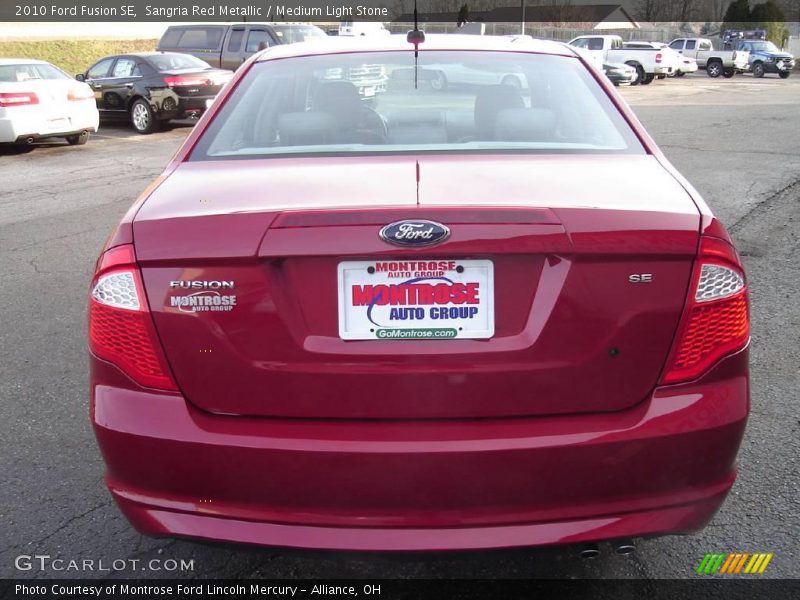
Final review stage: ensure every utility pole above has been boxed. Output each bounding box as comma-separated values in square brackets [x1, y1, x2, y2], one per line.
[520, 0, 525, 35]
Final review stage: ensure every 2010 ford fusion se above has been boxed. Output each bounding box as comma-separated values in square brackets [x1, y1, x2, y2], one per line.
[89, 35, 749, 552]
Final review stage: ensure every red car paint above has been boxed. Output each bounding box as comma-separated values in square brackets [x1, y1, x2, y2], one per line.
[90, 36, 749, 550]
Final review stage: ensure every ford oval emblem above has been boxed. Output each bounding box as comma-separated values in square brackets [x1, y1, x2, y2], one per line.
[379, 220, 451, 247]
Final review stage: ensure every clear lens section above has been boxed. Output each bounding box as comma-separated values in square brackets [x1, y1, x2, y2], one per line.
[91, 271, 140, 311]
[695, 264, 744, 302]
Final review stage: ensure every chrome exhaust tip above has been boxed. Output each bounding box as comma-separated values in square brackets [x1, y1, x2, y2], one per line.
[614, 539, 636, 555]
[578, 543, 600, 559]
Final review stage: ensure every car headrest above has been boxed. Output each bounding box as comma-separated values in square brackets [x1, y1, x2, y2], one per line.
[474, 85, 525, 138]
[277, 111, 337, 146]
[494, 108, 557, 142]
[312, 81, 362, 126]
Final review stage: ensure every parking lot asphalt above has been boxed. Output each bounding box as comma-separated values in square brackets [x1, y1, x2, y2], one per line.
[0, 73, 798, 581]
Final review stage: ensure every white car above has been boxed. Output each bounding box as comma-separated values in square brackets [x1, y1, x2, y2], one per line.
[0, 59, 99, 146]
[623, 41, 682, 77]
[650, 42, 699, 76]
[675, 54, 699, 76]
[420, 61, 526, 91]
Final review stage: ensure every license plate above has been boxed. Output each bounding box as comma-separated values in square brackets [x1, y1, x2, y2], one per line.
[47, 118, 69, 131]
[362, 86, 376, 97]
[338, 259, 494, 340]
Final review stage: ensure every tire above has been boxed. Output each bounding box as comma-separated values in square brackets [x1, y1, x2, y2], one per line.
[429, 70, 447, 91]
[641, 73, 655, 85]
[501, 74, 522, 89]
[675, 71, 686, 77]
[130, 99, 159, 134]
[778, 71, 790, 79]
[752, 62, 765, 78]
[656, 74, 666, 80]
[66, 131, 89, 145]
[723, 69, 735, 78]
[707, 61, 723, 78]
[626, 62, 643, 86]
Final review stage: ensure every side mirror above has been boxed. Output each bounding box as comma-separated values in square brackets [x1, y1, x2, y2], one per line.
[75, 74, 85, 82]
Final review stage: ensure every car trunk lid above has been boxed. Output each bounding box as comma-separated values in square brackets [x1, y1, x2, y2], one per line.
[134, 154, 700, 419]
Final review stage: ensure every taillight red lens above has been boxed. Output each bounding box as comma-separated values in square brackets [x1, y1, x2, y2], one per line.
[88, 244, 177, 391]
[656, 53, 662, 63]
[0, 92, 39, 107]
[164, 75, 209, 87]
[660, 237, 749, 384]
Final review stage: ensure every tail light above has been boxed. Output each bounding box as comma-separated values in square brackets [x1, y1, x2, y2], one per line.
[164, 75, 209, 87]
[68, 86, 94, 101]
[0, 92, 39, 107]
[656, 53, 662, 64]
[660, 236, 749, 384]
[88, 244, 177, 391]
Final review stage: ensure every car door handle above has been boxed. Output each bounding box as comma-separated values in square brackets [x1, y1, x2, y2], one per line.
[124, 83, 134, 88]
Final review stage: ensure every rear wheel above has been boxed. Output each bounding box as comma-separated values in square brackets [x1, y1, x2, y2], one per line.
[675, 71, 686, 77]
[130, 99, 159, 134]
[778, 71, 790, 79]
[723, 69, 735, 78]
[707, 61, 723, 78]
[641, 73, 655, 85]
[66, 131, 89, 145]
[626, 62, 643, 86]
[656, 74, 666, 80]
[752, 62, 765, 78]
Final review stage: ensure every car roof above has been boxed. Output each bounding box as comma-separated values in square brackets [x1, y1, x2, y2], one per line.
[0, 58, 51, 65]
[100, 52, 200, 59]
[254, 34, 577, 63]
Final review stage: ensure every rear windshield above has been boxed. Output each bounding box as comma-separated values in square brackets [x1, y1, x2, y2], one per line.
[190, 50, 644, 160]
[148, 54, 212, 72]
[0, 63, 69, 82]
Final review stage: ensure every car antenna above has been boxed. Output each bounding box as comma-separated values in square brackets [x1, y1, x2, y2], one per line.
[407, 0, 425, 89]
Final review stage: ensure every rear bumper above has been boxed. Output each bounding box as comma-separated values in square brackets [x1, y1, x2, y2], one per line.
[156, 94, 215, 121]
[0, 105, 98, 143]
[92, 348, 749, 551]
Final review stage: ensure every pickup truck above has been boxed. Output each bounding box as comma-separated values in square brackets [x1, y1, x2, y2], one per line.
[667, 38, 749, 78]
[734, 39, 795, 79]
[623, 41, 682, 78]
[568, 35, 671, 85]
[157, 23, 327, 71]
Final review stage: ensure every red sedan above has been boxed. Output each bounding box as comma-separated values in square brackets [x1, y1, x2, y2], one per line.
[89, 35, 749, 552]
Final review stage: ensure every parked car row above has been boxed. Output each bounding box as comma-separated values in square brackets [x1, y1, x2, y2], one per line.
[1, 25, 795, 148]
[571, 34, 794, 86]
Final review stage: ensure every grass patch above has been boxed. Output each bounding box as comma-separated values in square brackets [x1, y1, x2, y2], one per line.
[0, 39, 157, 77]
